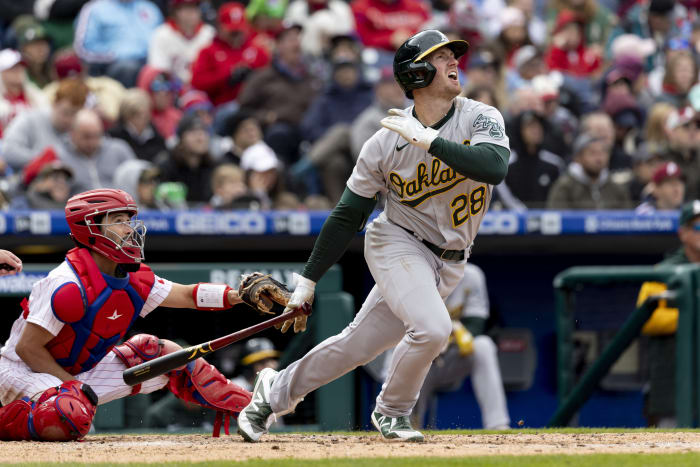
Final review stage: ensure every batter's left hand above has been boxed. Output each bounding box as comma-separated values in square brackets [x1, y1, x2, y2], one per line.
[380, 108, 439, 151]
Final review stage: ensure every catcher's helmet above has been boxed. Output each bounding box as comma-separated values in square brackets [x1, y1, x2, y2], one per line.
[394, 30, 469, 99]
[241, 338, 280, 366]
[65, 189, 146, 265]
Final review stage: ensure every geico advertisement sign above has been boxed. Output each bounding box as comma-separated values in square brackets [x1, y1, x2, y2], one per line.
[478, 212, 520, 234]
[175, 212, 266, 234]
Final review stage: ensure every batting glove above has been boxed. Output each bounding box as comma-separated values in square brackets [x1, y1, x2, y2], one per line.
[380, 108, 439, 151]
[280, 273, 315, 333]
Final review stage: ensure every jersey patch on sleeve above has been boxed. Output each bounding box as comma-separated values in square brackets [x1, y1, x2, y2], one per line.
[473, 114, 504, 139]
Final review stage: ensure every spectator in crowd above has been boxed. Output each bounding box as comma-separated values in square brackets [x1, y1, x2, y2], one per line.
[664, 107, 699, 200]
[411, 263, 510, 430]
[3, 78, 88, 171]
[222, 111, 266, 165]
[463, 84, 500, 109]
[137, 66, 183, 141]
[208, 163, 265, 210]
[636, 200, 700, 427]
[301, 58, 373, 144]
[495, 6, 532, 66]
[285, 0, 355, 57]
[579, 111, 615, 158]
[148, 0, 216, 85]
[628, 143, 667, 203]
[636, 161, 685, 214]
[11, 16, 52, 89]
[178, 89, 231, 160]
[56, 108, 137, 192]
[504, 86, 568, 159]
[463, 49, 506, 109]
[42, 49, 126, 124]
[350, 0, 430, 54]
[546, 133, 632, 209]
[606, 0, 686, 67]
[245, 0, 288, 48]
[504, 85, 544, 118]
[112, 159, 162, 209]
[0, 49, 48, 137]
[655, 50, 698, 108]
[531, 73, 578, 147]
[158, 113, 216, 204]
[506, 45, 546, 93]
[545, 10, 602, 78]
[600, 55, 654, 109]
[73, 0, 163, 87]
[509, 0, 546, 47]
[108, 88, 168, 163]
[240, 140, 299, 210]
[425, 1, 485, 59]
[547, 0, 615, 47]
[191, 2, 270, 108]
[237, 23, 322, 164]
[608, 33, 657, 67]
[602, 89, 644, 171]
[496, 110, 564, 210]
[11, 159, 73, 210]
[350, 67, 405, 160]
[644, 101, 676, 154]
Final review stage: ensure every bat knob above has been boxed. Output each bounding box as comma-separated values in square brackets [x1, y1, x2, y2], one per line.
[301, 303, 312, 315]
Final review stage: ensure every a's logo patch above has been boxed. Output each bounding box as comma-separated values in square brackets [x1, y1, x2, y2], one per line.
[473, 114, 504, 139]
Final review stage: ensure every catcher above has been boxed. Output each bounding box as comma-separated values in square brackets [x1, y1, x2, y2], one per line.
[0, 188, 290, 441]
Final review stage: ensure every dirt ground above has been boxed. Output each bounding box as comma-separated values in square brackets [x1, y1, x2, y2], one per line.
[2, 432, 700, 463]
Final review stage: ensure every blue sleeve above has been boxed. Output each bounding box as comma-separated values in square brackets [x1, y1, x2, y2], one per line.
[74, 2, 114, 63]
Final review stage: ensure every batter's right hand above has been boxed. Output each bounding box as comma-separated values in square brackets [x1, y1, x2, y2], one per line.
[279, 273, 315, 333]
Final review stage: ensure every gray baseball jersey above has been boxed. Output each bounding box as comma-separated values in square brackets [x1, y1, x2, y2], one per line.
[445, 262, 490, 320]
[347, 97, 510, 251]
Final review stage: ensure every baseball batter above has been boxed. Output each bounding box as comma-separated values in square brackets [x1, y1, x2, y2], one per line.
[238, 29, 510, 442]
[0, 189, 251, 441]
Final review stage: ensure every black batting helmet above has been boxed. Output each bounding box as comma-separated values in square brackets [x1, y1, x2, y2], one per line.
[240, 338, 280, 366]
[393, 30, 469, 99]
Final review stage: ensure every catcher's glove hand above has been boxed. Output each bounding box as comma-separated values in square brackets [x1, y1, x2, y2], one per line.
[238, 272, 291, 315]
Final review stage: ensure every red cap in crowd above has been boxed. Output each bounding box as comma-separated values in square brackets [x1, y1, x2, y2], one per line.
[552, 10, 585, 35]
[54, 53, 83, 79]
[652, 162, 684, 185]
[218, 2, 249, 32]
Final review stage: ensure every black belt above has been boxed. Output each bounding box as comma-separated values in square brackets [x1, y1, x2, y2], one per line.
[397, 225, 465, 261]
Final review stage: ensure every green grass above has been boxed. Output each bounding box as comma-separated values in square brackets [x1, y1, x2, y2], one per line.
[9, 454, 700, 467]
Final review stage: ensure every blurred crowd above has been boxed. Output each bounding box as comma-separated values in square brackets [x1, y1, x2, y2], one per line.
[0, 0, 697, 212]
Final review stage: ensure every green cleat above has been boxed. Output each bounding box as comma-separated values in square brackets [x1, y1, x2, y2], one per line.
[237, 368, 277, 442]
[370, 410, 425, 442]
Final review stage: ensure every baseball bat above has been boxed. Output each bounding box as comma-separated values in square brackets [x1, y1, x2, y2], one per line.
[122, 304, 311, 386]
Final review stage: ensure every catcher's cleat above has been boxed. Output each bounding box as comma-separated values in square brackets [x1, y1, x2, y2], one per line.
[371, 411, 425, 442]
[237, 368, 278, 442]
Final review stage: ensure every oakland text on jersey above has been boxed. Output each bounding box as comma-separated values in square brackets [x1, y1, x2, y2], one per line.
[389, 158, 466, 207]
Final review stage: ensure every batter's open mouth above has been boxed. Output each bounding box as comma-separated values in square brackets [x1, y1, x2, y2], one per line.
[448, 71, 458, 81]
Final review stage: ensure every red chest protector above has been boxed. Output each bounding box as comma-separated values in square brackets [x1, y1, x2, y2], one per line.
[23, 248, 155, 375]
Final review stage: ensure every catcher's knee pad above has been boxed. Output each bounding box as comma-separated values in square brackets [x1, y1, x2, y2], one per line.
[168, 359, 251, 437]
[112, 334, 163, 394]
[0, 397, 33, 440]
[29, 380, 98, 441]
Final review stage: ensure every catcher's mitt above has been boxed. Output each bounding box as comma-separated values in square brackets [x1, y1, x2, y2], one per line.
[238, 273, 291, 315]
